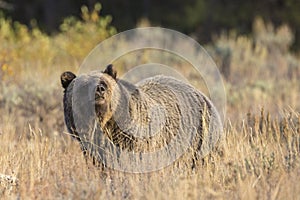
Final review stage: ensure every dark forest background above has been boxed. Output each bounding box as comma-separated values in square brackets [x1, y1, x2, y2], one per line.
[2, 0, 300, 48]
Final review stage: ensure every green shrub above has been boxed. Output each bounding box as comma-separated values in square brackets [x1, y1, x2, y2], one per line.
[0, 3, 116, 81]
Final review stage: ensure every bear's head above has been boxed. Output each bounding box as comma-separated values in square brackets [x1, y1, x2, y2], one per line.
[61, 64, 119, 129]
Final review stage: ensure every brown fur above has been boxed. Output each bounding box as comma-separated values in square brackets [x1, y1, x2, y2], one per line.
[61, 65, 223, 166]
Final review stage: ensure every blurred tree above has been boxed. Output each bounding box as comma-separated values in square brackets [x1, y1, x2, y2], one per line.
[2, 0, 300, 49]
[0, 0, 13, 10]
[183, 0, 300, 49]
[6, 0, 83, 32]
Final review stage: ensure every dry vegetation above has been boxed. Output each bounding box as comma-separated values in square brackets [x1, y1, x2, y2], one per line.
[0, 6, 299, 200]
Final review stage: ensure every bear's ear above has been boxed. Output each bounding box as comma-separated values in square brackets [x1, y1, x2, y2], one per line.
[61, 71, 76, 89]
[103, 64, 117, 79]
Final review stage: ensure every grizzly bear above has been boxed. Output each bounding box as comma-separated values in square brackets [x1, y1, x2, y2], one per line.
[61, 65, 223, 170]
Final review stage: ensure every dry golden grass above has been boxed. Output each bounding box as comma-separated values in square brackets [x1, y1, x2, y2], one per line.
[0, 107, 299, 199]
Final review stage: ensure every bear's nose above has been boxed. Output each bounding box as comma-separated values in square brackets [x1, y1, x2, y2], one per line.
[95, 86, 105, 103]
[96, 85, 106, 94]
[95, 90, 102, 100]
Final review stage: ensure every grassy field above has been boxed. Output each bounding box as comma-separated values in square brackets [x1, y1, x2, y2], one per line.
[0, 8, 299, 200]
